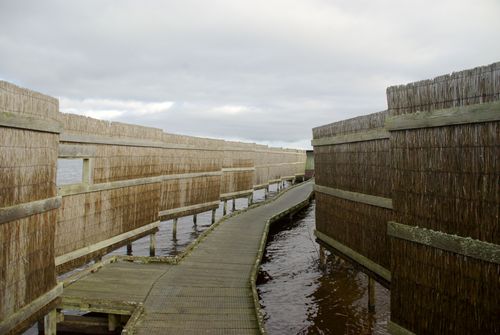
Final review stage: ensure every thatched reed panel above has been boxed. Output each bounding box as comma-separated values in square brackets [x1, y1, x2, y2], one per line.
[0, 81, 59, 122]
[160, 175, 221, 211]
[0, 128, 58, 207]
[387, 61, 500, 116]
[390, 238, 499, 335]
[55, 183, 161, 257]
[314, 139, 391, 198]
[0, 210, 57, 321]
[312, 110, 387, 139]
[315, 192, 391, 269]
[220, 171, 254, 195]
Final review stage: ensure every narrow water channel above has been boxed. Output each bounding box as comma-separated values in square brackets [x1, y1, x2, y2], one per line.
[257, 201, 390, 335]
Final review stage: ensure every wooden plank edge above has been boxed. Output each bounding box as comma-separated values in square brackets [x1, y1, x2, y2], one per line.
[121, 304, 144, 335]
[159, 201, 220, 218]
[0, 283, 63, 335]
[0, 196, 61, 225]
[253, 183, 269, 190]
[60, 256, 119, 288]
[314, 184, 393, 209]
[0, 110, 62, 134]
[220, 189, 254, 201]
[58, 143, 97, 158]
[385, 100, 500, 131]
[55, 221, 160, 266]
[387, 221, 500, 264]
[221, 167, 255, 172]
[388, 321, 416, 335]
[58, 171, 222, 196]
[314, 230, 391, 283]
[311, 128, 389, 146]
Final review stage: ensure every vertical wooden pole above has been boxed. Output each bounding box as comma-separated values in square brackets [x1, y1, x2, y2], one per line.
[265, 186, 269, 199]
[223, 200, 227, 216]
[149, 233, 156, 257]
[108, 314, 119, 331]
[232, 198, 236, 211]
[44, 309, 57, 335]
[248, 194, 252, 207]
[172, 218, 178, 238]
[368, 277, 376, 312]
[126, 243, 133, 256]
[193, 214, 197, 225]
[211, 208, 216, 224]
[319, 245, 326, 266]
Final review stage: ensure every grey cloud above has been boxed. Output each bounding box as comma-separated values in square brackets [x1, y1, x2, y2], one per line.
[1, 0, 499, 148]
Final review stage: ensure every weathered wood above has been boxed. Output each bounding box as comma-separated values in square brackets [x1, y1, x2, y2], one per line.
[58, 171, 222, 196]
[159, 201, 220, 218]
[193, 214, 197, 225]
[387, 221, 500, 264]
[315, 230, 391, 283]
[149, 233, 156, 257]
[311, 128, 389, 146]
[172, 218, 178, 237]
[121, 304, 144, 335]
[368, 277, 375, 312]
[314, 184, 393, 209]
[385, 100, 500, 131]
[388, 321, 417, 335]
[232, 198, 236, 211]
[82, 158, 93, 184]
[0, 110, 62, 133]
[58, 143, 97, 158]
[211, 209, 216, 224]
[127, 243, 133, 256]
[44, 309, 57, 335]
[0, 196, 61, 225]
[253, 183, 269, 190]
[55, 221, 160, 266]
[220, 189, 254, 201]
[221, 167, 256, 172]
[0, 284, 63, 334]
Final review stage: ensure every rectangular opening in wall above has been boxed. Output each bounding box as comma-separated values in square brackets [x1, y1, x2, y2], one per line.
[57, 158, 84, 186]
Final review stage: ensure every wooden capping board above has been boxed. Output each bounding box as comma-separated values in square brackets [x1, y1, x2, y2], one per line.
[58, 171, 222, 196]
[0, 110, 62, 134]
[0, 283, 63, 334]
[315, 230, 391, 283]
[58, 144, 97, 158]
[311, 128, 389, 147]
[121, 304, 144, 335]
[388, 221, 500, 264]
[253, 183, 269, 190]
[0, 196, 62, 225]
[55, 221, 160, 266]
[388, 321, 416, 335]
[268, 178, 281, 184]
[254, 149, 303, 155]
[221, 167, 255, 172]
[220, 189, 254, 200]
[314, 184, 393, 209]
[281, 175, 296, 181]
[255, 162, 304, 168]
[158, 200, 220, 217]
[385, 100, 500, 131]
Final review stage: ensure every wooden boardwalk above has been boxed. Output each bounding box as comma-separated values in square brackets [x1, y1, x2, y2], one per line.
[61, 181, 314, 334]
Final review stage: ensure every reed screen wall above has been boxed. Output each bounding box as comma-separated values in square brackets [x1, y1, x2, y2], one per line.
[0, 80, 305, 333]
[313, 62, 500, 334]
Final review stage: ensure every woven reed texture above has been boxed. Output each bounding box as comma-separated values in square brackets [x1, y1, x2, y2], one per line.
[0, 128, 58, 207]
[315, 139, 391, 198]
[312, 111, 387, 139]
[315, 192, 391, 269]
[392, 122, 499, 244]
[0, 210, 57, 320]
[0, 81, 59, 122]
[160, 175, 221, 210]
[387, 62, 500, 116]
[391, 239, 499, 335]
[0, 83, 59, 323]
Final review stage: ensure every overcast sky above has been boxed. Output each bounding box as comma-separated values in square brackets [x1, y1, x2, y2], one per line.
[1, 0, 499, 149]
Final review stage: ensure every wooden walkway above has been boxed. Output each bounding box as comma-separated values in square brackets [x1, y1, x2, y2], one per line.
[61, 181, 314, 334]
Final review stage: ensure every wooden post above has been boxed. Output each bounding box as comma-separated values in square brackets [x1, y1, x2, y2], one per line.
[193, 214, 197, 225]
[172, 218, 178, 238]
[292, 177, 296, 185]
[223, 200, 227, 216]
[319, 245, 326, 267]
[232, 198, 236, 211]
[149, 233, 156, 257]
[44, 309, 57, 335]
[108, 314, 119, 332]
[368, 277, 376, 312]
[211, 208, 216, 224]
[265, 186, 269, 199]
[248, 194, 252, 207]
[126, 243, 133, 256]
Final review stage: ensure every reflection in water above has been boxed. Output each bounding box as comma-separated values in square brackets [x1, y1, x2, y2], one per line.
[258, 201, 390, 335]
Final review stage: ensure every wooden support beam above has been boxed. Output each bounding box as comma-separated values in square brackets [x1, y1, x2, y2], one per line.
[126, 243, 133, 256]
[368, 277, 375, 312]
[314, 184, 393, 209]
[232, 198, 236, 211]
[0, 110, 62, 133]
[223, 200, 227, 216]
[58, 144, 96, 158]
[311, 128, 389, 146]
[0, 196, 61, 225]
[149, 233, 156, 257]
[44, 309, 57, 335]
[211, 209, 216, 224]
[172, 218, 178, 238]
[108, 314, 119, 332]
[193, 214, 197, 225]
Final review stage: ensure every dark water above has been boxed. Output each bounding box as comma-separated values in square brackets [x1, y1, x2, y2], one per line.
[257, 201, 390, 335]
